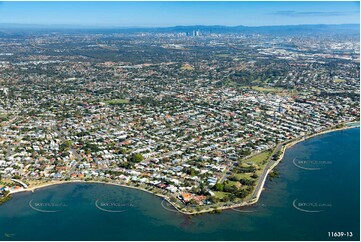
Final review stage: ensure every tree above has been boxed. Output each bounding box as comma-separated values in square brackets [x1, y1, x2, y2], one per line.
[229, 193, 237, 202]
[251, 173, 258, 179]
[239, 178, 255, 186]
[119, 161, 132, 169]
[209, 196, 220, 203]
[64, 140, 72, 147]
[236, 189, 249, 199]
[130, 153, 144, 163]
[228, 175, 238, 181]
[198, 181, 207, 195]
[188, 199, 198, 206]
[118, 148, 128, 154]
[60, 140, 72, 152]
[224, 184, 238, 193]
[221, 195, 230, 202]
[214, 183, 224, 192]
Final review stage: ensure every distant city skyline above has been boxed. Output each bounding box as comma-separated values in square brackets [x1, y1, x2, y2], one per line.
[0, 1, 359, 27]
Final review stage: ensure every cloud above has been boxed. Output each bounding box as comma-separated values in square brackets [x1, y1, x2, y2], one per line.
[272, 10, 359, 17]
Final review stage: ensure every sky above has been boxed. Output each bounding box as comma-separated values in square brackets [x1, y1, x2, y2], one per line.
[0, 1, 359, 27]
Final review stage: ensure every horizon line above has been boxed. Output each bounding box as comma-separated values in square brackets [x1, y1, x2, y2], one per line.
[0, 22, 359, 29]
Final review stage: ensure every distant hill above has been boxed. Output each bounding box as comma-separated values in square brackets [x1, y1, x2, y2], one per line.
[0, 23, 359, 36]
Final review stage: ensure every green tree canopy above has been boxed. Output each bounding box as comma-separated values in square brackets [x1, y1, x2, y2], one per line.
[130, 153, 144, 163]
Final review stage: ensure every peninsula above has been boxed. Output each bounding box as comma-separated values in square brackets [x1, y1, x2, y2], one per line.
[0, 25, 359, 214]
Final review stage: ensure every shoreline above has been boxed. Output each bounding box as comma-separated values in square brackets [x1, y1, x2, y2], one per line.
[6, 122, 359, 215]
[246, 122, 360, 207]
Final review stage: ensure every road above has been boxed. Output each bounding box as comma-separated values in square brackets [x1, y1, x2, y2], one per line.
[6, 145, 11, 159]
[3, 118, 23, 160]
[52, 126, 82, 177]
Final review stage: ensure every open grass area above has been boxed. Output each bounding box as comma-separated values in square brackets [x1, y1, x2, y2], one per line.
[180, 64, 194, 70]
[213, 191, 228, 199]
[254, 86, 277, 92]
[104, 99, 130, 105]
[0, 179, 17, 187]
[234, 173, 252, 180]
[225, 180, 238, 187]
[239, 151, 273, 177]
[243, 151, 272, 165]
[334, 79, 347, 83]
[240, 85, 298, 95]
[251, 86, 283, 92]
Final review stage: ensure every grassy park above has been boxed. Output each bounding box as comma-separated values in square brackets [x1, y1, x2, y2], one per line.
[104, 99, 130, 105]
[180, 64, 194, 70]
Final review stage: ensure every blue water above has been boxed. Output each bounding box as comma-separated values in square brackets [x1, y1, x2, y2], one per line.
[0, 128, 359, 241]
